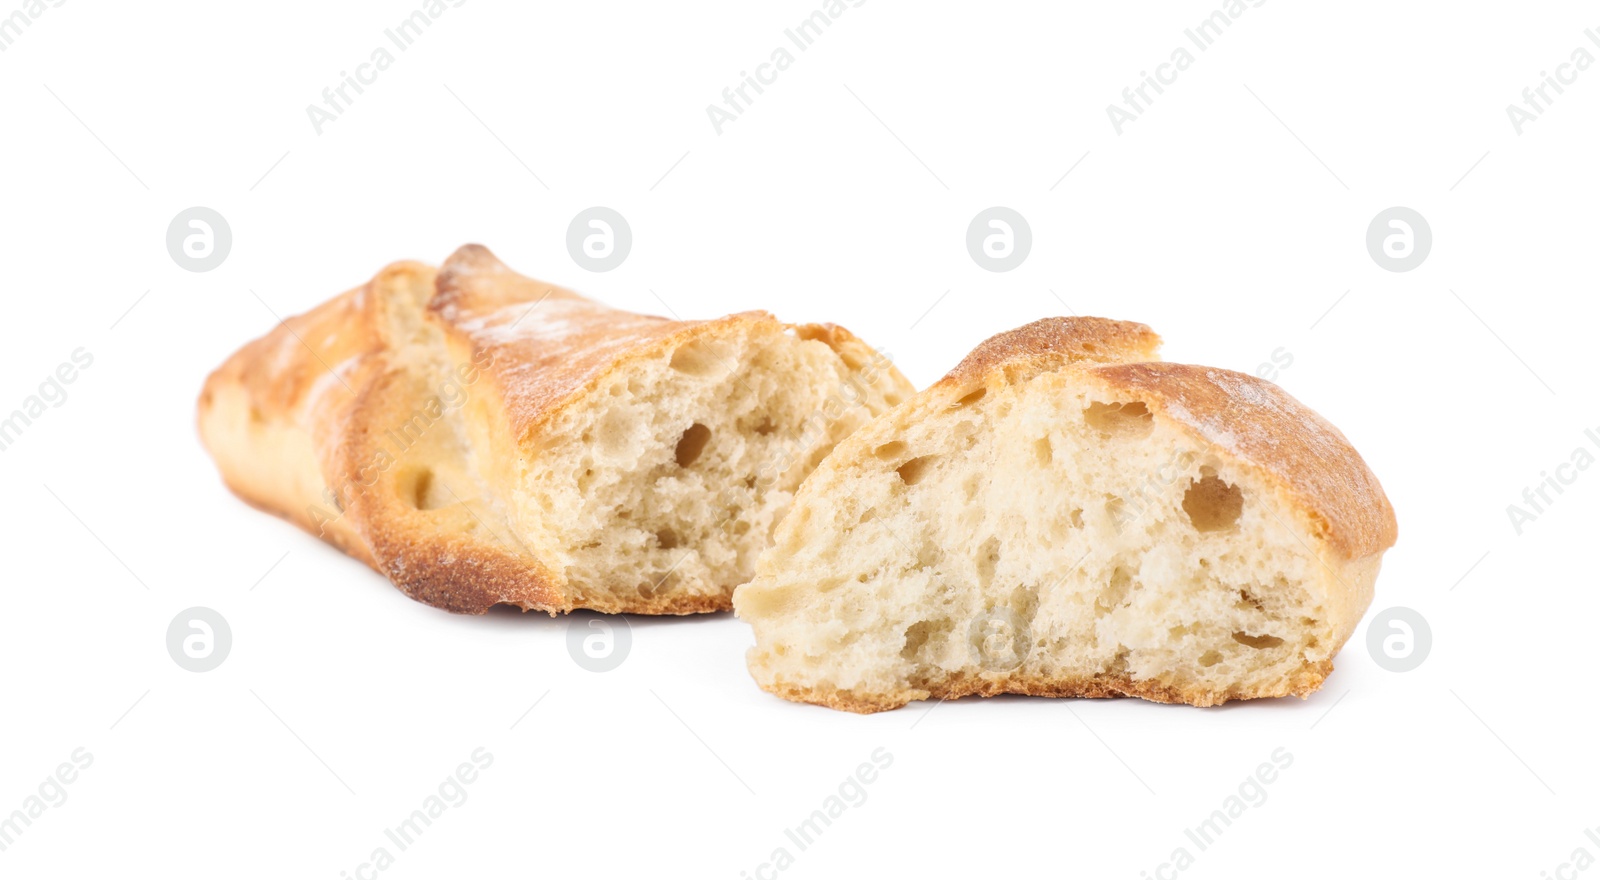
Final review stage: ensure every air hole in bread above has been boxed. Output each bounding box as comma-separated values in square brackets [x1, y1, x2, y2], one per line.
[896, 455, 936, 486]
[1199, 650, 1223, 667]
[754, 417, 776, 436]
[655, 528, 680, 550]
[953, 388, 987, 408]
[901, 619, 947, 659]
[1084, 401, 1152, 437]
[669, 339, 731, 378]
[813, 577, 850, 594]
[1033, 436, 1052, 466]
[1232, 632, 1284, 649]
[1183, 470, 1243, 531]
[675, 423, 712, 467]
[874, 440, 907, 460]
[1095, 566, 1135, 616]
[1007, 584, 1039, 624]
[976, 536, 1000, 586]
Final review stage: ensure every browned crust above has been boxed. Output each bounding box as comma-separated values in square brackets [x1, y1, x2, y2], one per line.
[197, 274, 398, 568]
[938, 316, 1163, 388]
[1084, 362, 1398, 559]
[321, 357, 565, 615]
[937, 317, 1395, 559]
[432, 246, 906, 452]
[198, 245, 909, 615]
[432, 245, 772, 446]
[759, 660, 1333, 714]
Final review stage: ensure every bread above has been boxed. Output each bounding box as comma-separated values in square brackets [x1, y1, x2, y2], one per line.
[733, 317, 1397, 712]
[197, 245, 913, 614]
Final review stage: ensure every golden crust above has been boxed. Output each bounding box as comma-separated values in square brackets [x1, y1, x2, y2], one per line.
[1084, 362, 1398, 559]
[198, 245, 904, 615]
[936, 317, 1395, 560]
[431, 244, 776, 447]
[939, 315, 1163, 388]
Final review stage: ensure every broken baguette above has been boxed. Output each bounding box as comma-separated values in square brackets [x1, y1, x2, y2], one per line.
[198, 245, 913, 614]
[734, 317, 1396, 711]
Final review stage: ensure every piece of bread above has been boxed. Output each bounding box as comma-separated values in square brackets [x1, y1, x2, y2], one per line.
[733, 317, 1397, 712]
[197, 245, 913, 614]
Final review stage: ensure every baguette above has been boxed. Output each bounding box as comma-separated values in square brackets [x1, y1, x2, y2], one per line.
[197, 245, 913, 614]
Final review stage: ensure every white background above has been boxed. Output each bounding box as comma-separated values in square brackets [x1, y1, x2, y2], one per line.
[3, 1, 1598, 877]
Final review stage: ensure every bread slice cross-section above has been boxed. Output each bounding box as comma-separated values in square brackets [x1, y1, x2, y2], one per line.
[733, 317, 1397, 712]
[197, 245, 913, 614]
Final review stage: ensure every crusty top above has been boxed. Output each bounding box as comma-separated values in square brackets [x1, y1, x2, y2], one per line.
[1085, 361, 1398, 559]
[432, 244, 777, 446]
[937, 316, 1396, 560]
[940, 316, 1163, 388]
